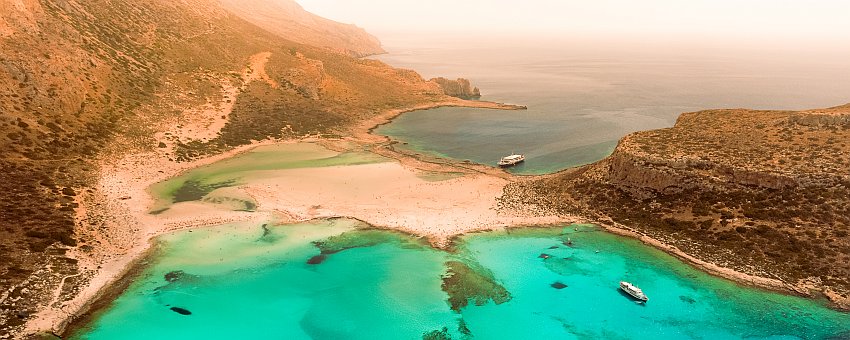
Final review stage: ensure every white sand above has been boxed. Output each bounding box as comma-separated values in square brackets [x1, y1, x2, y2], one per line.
[161, 160, 565, 247]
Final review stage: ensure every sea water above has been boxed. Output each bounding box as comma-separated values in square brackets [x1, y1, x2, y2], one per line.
[373, 36, 850, 174]
[72, 222, 850, 339]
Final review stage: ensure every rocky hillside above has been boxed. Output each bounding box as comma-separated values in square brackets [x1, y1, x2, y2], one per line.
[217, 0, 384, 57]
[504, 104, 850, 307]
[0, 0, 446, 334]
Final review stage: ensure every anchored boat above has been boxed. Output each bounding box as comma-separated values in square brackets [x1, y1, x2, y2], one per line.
[498, 154, 525, 167]
[619, 281, 648, 302]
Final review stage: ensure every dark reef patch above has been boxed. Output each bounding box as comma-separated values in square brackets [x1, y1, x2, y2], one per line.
[307, 229, 422, 265]
[457, 318, 471, 336]
[551, 282, 568, 289]
[441, 260, 511, 312]
[172, 179, 237, 203]
[164, 270, 190, 283]
[422, 327, 452, 340]
[306, 254, 327, 265]
[169, 307, 192, 315]
[315, 229, 404, 253]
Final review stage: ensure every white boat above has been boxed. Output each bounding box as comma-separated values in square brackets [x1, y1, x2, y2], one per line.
[498, 154, 525, 167]
[619, 281, 648, 302]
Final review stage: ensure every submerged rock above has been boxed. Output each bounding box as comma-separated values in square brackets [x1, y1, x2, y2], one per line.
[457, 318, 471, 336]
[538, 253, 551, 259]
[306, 254, 327, 265]
[314, 229, 404, 254]
[170, 307, 192, 315]
[422, 327, 452, 340]
[308, 229, 422, 265]
[164, 270, 186, 283]
[441, 261, 511, 312]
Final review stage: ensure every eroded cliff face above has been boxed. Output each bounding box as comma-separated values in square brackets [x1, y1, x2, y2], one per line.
[602, 107, 850, 197]
[504, 104, 850, 309]
[602, 138, 800, 199]
[430, 77, 481, 100]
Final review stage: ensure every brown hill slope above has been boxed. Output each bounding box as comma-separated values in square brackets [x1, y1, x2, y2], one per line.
[504, 104, 850, 308]
[217, 0, 384, 57]
[0, 0, 445, 334]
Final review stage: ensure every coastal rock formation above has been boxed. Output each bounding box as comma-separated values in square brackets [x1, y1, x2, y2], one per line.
[169, 307, 192, 315]
[430, 77, 481, 100]
[503, 104, 850, 309]
[441, 261, 511, 312]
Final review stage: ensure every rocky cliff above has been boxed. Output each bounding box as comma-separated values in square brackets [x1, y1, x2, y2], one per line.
[504, 104, 850, 308]
[431, 77, 481, 99]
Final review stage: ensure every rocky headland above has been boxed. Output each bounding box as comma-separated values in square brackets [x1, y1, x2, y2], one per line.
[502, 104, 850, 309]
[431, 77, 481, 100]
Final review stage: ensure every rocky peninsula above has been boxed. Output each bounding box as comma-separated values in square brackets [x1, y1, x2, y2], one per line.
[502, 104, 850, 309]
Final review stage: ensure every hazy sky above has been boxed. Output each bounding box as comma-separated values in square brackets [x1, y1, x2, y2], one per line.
[297, 0, 850, 42]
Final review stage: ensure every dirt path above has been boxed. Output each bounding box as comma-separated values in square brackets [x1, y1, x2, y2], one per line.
[163, 51, 278, 143]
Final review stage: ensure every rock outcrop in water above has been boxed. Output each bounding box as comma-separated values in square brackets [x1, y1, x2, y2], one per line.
[430, 77, 481, 100]
[502, 104, 850, 309]
[169, 307, 192, 315]
[441, 261, 511, 311]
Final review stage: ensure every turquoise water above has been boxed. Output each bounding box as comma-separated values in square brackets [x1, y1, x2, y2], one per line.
[72, 222, 850, 339]
[373, 37, 850, 174]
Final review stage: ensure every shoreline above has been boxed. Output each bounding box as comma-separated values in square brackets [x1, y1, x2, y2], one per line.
[57, 241, 163, 338]
[25, 98, 849, 337]
[597, 221, 850, 311]
[594, 222, 806, 296]
[354, 99, 524, 180]
[22, 98, 532, 337]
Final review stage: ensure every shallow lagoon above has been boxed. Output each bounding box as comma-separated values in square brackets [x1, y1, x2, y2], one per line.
[148, 143, 387, 213]
[72, 221, 850, 339]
